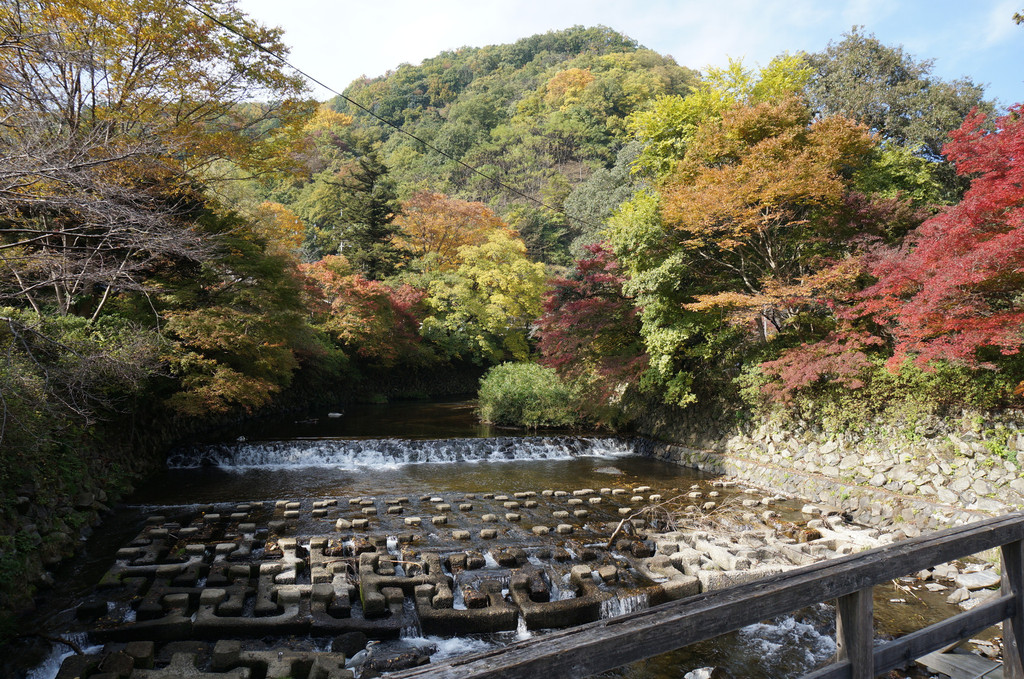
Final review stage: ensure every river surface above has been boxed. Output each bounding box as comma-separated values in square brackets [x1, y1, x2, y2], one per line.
[15, 400, 974, 679]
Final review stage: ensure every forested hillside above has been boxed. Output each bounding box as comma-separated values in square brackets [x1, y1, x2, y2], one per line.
[1, 0, 1022, 632]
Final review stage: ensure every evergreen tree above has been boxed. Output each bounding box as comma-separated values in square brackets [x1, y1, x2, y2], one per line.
[339, 152, 407, 280]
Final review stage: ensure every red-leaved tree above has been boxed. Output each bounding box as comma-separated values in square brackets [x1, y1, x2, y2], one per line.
[302, 256, 431, 367]
[855, 104, 1024, 368]
[536, 244, 647, 406]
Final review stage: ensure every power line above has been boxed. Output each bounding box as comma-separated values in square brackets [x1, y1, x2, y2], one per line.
[181, 0, 584, 224]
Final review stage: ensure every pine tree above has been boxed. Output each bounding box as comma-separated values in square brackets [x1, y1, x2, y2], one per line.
[338, 152, 407, 280]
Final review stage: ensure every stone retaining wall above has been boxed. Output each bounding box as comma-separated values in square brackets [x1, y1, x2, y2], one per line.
[637, 406, 1024, 534]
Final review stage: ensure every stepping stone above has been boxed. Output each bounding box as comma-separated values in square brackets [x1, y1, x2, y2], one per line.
[459, 504, 473, 511]
[506, 513, 522, 522]
[432, 516, 447, 526]
[532, 526, 550, 536]
[335, 519, 351, 530]
[482, 514, 498, 523]
[480, 529, 498, 539]
[405, 517, 422, 527]
[573, 510, 589, 518]
[556, 524, 574, 535]
[352, 519, 369, 529]
[553, 511, 569, 519]
[453, 530, 471, 540]
[588, 497, 602, 504]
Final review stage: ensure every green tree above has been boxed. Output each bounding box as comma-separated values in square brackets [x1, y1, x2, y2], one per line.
[628, 55, 812, 177]
[422, 232, 546, 363]
[804, 28, 992, 199]
[333, 152, 407, 280]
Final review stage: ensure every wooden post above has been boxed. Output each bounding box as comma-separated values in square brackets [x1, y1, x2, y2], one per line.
[836, 588, 875, 679]
[1002, 540, 1024, 679]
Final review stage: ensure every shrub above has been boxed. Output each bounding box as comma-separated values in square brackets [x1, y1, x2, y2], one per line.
[477, 363, 578, 428]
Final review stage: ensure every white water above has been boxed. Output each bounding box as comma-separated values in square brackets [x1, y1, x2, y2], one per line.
[26, 636, 98, 679]
[401, 635, 502, 661]
[600, 591, 650, 618]
[167, 436, 640, 470]
[736, 615, 837, 673]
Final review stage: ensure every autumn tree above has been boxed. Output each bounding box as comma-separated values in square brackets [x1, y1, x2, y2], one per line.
[854, 104, 1024, 370]
[536, 244, 647, 416]
[394, 192, 511, 272]
[0, 0, 308, 318]
[659, 97, 876, 338]
[422, 231, 546, 363]
[627, 56, 812, 177]
[159, 204, 316, 416]
[302, 256, 431, 368]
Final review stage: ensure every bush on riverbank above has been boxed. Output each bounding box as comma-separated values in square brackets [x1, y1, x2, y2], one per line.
[477, 363, 578, 428]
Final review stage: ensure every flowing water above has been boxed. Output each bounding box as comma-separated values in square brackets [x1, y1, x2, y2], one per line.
[11, 401, 976, 679]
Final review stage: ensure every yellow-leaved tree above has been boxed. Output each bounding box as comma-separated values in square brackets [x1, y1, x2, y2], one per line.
[421, 232, 547, 363]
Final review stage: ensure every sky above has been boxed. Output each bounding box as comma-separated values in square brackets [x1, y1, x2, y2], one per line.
[234, 0, 1023, 109]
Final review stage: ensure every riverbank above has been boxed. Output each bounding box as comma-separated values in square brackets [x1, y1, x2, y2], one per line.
[636, 406, 1024, 533]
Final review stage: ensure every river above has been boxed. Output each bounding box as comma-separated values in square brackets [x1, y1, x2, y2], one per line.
[12, 401, 974, 679]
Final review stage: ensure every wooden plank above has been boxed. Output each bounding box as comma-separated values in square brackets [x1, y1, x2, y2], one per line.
[805, 596, 1015, 679]
[390, 512, 1024, 679]
[918, 650, 1003, 679]
[836, 589, 874, 679]
[1002, 540, 1024, 679]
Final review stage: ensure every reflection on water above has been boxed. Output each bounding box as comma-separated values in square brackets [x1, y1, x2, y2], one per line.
[190, 399, 499, 443]
[132, 454, 703, 506]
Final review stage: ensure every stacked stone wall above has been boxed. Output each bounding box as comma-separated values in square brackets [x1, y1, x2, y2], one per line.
[636, 407, 1024, 534]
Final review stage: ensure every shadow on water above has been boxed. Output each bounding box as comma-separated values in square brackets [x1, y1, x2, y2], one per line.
[190, 399, 504, 443]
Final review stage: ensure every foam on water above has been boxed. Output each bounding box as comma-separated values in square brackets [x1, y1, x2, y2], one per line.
[735, 615, 837, 674]
[402, 635, 501, 661]
[167, 436, 641, 470]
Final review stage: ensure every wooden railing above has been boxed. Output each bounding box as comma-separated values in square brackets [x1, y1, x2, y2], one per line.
[390, 511, 1024, 679]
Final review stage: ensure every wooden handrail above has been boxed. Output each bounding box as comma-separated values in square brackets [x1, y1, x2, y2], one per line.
[390, 511, 1024, 679]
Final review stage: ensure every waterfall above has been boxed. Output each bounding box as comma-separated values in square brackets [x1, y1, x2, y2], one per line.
[167, 436, 640, 470]
[600, 591, 650, 618]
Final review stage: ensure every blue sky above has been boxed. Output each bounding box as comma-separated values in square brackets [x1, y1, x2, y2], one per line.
[235, 0, 1023, 109]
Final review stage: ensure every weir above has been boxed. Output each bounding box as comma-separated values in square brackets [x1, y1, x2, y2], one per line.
[20, 407, 1003, 679]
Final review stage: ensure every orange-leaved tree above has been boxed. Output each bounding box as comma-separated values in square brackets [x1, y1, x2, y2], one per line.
[394, 191, 513, 272]
[660, 96, 876, 341]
